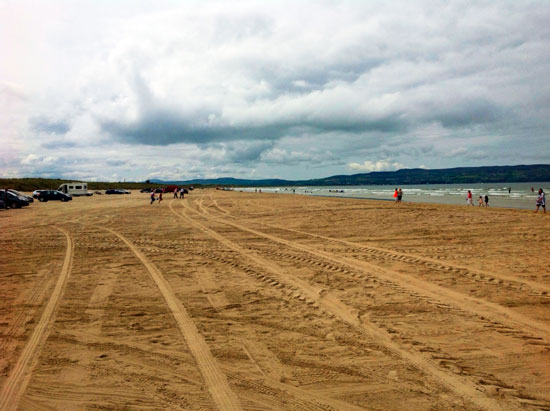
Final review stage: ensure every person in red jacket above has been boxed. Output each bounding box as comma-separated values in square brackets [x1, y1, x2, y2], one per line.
[466, 190, 473, 206]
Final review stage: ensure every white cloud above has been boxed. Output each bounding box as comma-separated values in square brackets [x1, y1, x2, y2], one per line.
[348, 160, 406, 172]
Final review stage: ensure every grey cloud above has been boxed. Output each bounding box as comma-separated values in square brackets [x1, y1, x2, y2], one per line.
[41, 140, 78, 149]
[30, 117, 71, 135]
[224, 141, 274, 163]
[102, 112, 285, 145]
[101, 105, 406, 146]
[428, 99, 506, 129]
[105, 159, 128, 167]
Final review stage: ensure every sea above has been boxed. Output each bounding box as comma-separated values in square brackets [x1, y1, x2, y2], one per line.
[235, 182, 549, 210]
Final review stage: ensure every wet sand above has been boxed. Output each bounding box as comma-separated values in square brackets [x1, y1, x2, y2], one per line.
[1, 189, 549, 410]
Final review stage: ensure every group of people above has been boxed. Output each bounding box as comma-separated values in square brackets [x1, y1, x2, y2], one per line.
[150, 187, 186, 204]
[393, 188, 403, 203]
[465, 188, 546, 212]
[466, 191, 490, 207]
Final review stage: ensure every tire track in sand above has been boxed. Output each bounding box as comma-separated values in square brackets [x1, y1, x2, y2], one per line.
[169, 200, 510, 411]
[0, 227, 74, 411]
[101, 227, 242, 411]
[192, 197, 550, 343]
[203, 195, 550, 297]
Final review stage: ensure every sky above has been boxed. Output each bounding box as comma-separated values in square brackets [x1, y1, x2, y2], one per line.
[1, 0, 549, 182]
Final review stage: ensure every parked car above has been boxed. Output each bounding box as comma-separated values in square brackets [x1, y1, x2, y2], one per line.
[0, 199, 6, 209]
[33, 189, 47, 199]
[3, 191, 30, 208]
[94, 191, 102, 195]
[8, 189, 33, 203]
[37, 190, 72, 202]
[154, 188, 164, 193]
[105, 189, 130, 194]
[140, 188, 152, 193]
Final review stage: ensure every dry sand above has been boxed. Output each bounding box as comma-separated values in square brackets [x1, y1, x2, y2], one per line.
[1, 189, 549, 410]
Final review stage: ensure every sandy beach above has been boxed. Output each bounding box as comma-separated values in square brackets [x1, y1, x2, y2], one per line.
[1, 189, 549, 410]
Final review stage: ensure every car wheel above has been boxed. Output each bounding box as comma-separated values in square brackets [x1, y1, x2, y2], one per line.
[12, 202, 21, 209]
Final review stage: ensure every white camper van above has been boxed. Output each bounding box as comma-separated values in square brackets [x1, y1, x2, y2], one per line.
[57, 182, 92, 196]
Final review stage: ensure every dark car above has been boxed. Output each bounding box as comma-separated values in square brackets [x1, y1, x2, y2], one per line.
[37, 190, 72, 202]
[3, 190, 30, 208]
[0, 199, 6, 209]
[9, 189, 34, 203]
[32, 189, 47, 199]
[140, 188, 152, 193]
[106, 189, 130, 194]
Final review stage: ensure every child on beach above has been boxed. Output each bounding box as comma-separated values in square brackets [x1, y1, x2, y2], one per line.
[150, 191, 155, 204]
[478, 196, 483, 206]
[484, 195, 489, 207]
[535, 189, 546, 213]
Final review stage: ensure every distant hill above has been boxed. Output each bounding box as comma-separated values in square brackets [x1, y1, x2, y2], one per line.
[152, 164, 550, 187]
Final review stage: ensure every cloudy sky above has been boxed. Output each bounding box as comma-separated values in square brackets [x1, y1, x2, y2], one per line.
[2, 0, 549, 181]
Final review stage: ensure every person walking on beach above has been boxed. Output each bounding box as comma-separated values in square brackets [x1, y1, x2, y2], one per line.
[173, 187, 178, 199]
[180, 188, 185, 199]
[466, 190, 473, 206]
[159, 189, 163, 203]
[478, 196, 483, 206]
[397, 188, 403, 203]
[393, 188, 398, 202]
[484, 195, 489, 207]
[150, 191, 156, 204]
[535, 188, 546, 213]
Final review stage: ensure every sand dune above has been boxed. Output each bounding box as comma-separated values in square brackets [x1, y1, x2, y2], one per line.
[1, 190, 549, 410]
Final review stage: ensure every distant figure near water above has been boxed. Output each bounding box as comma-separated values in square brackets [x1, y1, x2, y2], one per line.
[484, 195, 489, 207]
[535, 189, 546, 213]
[467, 190, 473, 206]
[393, 188, 398, 202]
[478, 196, 484, 206]
[397, 188, 403, 203]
